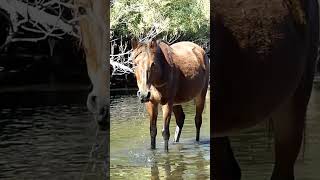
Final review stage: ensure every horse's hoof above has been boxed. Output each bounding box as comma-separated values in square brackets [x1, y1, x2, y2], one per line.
[164, 141, 169, 152]
[151, 144, 156, 150]
[196, 136, 200, 142]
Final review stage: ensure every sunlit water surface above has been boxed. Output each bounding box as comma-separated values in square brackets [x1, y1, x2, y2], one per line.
[110, 91, 210, 180]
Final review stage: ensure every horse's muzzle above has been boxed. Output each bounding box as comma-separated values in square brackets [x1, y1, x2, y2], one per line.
[137, 90, 151, 103]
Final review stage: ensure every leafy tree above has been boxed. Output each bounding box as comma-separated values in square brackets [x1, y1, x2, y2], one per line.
[111, 0, 209, 42]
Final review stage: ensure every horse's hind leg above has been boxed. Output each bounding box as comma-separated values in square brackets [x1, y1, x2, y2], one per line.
[195, 93, 206, 141]
[173, 105, 185, 142]
[271, 47, 315, 180]
[271, 96, 306, 180]
[212, 137, 241, 180]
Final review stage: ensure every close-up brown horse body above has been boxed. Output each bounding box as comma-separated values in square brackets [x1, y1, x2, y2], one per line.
[213, 0, 319, 179]
[131, 39, 209, 151]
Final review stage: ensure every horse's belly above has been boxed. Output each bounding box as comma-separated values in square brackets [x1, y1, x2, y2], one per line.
[174, 70, 207, 104]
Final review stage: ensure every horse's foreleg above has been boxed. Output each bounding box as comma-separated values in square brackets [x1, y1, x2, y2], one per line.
[212, 137, 241, 180]
[146, 102, 158, 149]
[162, 102, 173, 152]
[271, 96, 306, 180]
[195, 95, 205, 141]
[173, 105, 185, 142]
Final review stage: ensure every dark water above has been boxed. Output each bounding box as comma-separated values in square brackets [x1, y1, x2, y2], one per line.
[229, 85, 320, 180]
[110, 91, 210, 179]
[0, 92, 107, 180]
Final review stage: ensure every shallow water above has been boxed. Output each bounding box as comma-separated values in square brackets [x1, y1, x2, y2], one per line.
[110, 91, 210, 180]
[0, 85, 318, 180]
[229, 85, 320, 180]
[0, 92, 107, 180]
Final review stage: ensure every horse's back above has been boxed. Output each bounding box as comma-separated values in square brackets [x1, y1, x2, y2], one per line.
[170, 41, 208, 77]
[169, 42, 209, 103]
[212, 0, 319, 135]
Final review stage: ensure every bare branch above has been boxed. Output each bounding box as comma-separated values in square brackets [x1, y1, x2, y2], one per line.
[0, 0, 74, 33]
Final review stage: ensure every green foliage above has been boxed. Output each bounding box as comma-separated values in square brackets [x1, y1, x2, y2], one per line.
[111, 0, 209, 42]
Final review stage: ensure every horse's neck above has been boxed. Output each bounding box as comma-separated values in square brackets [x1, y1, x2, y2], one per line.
[155, 47, 175, 88]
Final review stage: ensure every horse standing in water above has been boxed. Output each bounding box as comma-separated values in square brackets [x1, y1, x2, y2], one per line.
[74, 0, 109, 130]
[131, 39, 209, 151]
[212, 0, 319, 179]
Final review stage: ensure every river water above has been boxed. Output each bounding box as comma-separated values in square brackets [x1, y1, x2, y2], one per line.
[0, 91, 107, 180]
[0, 85, 319, 180]
[110, 90, 211, 180]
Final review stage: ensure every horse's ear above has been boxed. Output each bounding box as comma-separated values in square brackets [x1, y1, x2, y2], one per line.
[131, 38, 139, 50]
[149, 38, 157, 49]
[158, 41, 173, 67]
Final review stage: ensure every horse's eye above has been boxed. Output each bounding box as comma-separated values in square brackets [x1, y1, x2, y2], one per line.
[133, 62, 137, 69]
[150, 62, 155, 68]
[78, 6, 86, 15]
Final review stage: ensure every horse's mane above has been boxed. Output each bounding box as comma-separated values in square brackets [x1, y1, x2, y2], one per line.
[156, 39, 170, 46]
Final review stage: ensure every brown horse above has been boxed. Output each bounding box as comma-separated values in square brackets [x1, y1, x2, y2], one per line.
[74, 0, 109, 130]
[131, 39, 209, 151]
[212, 0, 319, 179]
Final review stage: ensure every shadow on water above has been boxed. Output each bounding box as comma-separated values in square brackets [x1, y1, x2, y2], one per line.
[0, 91, 107, 180]
[110, 91, 210, 179]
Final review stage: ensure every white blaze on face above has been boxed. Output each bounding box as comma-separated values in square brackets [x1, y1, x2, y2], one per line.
[141, 61, 147, 88]
[144, 57, 153, 92]
[135, 51, 150, 94]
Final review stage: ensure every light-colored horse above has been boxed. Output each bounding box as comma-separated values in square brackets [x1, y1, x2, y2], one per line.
[74, 0, 109, 130]
[212, 0, 319, 179]
[131, 39, 209, 151]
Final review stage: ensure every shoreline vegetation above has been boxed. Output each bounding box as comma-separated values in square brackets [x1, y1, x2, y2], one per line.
[0, 84, 139, 93]
[0, 75, 319, 93]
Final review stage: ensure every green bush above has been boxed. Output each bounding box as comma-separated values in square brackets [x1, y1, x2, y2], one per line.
[111, 0, 209, 42]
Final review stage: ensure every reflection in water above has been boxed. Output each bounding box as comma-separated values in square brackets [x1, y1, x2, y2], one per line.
[149, 149, 209, 180]
[149, 152, 185, 180]
[110, 92, 210, 179]
[0, 92, 107, 180]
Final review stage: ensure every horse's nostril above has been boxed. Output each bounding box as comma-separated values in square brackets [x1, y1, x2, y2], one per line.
[99, 107, 107, 116]
[90, 95, 97, 104]
[87, 94, 97, 111]
[147, 91, 151, 99]
[137, 91, 141, 97]
[88, 84, 93, 92]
